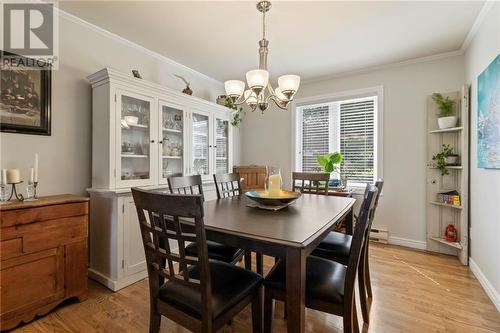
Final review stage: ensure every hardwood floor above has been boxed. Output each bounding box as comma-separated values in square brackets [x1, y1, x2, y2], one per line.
[10, 244, 500, 333]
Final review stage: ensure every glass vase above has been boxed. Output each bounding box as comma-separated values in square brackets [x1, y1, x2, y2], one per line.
[265, 166, 282, 197]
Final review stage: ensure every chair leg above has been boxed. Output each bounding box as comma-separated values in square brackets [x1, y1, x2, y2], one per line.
[358, 250, 370, 324]
[252, 287, 264, 333]
[245, 251, 252, 271]
[365, 245, 373, 299]
[149, 308, 161, 333]
[353, 299, 360, 333]
[264, 290, 275, 333]
[256, 253, 264, 276]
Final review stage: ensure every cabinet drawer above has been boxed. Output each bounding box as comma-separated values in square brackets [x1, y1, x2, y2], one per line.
[0, 238, 23, 260]
[1, 202, 88, 228]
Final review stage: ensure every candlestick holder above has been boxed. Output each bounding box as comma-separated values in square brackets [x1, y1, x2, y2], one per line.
[25, 181, 39, 201]
[8, 181, 24, 202]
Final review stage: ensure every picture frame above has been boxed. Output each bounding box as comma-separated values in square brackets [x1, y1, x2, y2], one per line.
[0, 51, 52, 136]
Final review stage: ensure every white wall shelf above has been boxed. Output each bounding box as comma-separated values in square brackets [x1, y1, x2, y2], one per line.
[430, 237, 463, 250]
[429, 126, 464, 134]
[426, 87, 469, 265]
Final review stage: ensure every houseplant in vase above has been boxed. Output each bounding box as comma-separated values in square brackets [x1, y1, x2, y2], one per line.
[316, 152, 343, 186]
[432, 144, 460, 176]
[432, 93, 457, 129]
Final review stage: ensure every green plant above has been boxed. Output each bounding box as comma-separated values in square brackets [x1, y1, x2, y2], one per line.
[432, 93, 455, 117]
[316, 152, 343, 173]
[432, 144, 454, 176]
[225, 97, 246, 128]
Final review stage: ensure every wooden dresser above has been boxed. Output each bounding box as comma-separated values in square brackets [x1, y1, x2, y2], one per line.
[0, 195, 89, 330]
[233, 165, 267, 191]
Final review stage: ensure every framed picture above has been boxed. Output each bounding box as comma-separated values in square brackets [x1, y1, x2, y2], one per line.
[0, 51, 51, 135]
[477, 54, 499, 169]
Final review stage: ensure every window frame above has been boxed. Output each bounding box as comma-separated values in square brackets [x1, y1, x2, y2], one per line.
[291, 86, 384, 193]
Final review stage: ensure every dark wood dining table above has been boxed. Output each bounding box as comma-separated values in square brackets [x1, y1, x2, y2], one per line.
[202, 193, 356, 333]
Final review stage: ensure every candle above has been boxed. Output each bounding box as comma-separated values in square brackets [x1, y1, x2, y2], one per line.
[34, 153, 39, 182]
[6, 169, 20, 183]
[1, 169, 6, 185]
[29, 168, 34, 184]
[268, 174, 281, 197]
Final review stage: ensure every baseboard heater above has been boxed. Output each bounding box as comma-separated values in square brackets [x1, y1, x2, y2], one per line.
[370, 228, 389, 244]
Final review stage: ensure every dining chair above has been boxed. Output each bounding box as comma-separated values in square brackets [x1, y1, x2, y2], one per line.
[213, 173, 264, 275]
[168, 175, 244, 264]
[131, 188, 264, 333]
[311, 180, 384, 324]
[263, 185, 379, 333]
[292, 172, 330, 195]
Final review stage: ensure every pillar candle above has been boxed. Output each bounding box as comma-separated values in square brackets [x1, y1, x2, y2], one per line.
[268, 174, 281, 197]
[6, 169, 20, 183]
[34, 153, 39, 182]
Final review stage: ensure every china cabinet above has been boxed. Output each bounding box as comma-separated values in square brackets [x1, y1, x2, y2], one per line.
[87, 68, 233, 290]
[426, 86, 469, 265]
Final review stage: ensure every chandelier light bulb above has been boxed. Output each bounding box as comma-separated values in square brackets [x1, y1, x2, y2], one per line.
[278, 75, 300, 99]
[224, 80, 245, 99]
[246, 69, 269, 95]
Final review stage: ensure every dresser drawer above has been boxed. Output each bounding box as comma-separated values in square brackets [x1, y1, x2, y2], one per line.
[0, 238, 23, 260]
[1, 202, 88, 228]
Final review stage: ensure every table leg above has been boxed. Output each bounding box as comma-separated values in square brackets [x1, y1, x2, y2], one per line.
[345, 207, 354, 235]
[286, 247, 306, 333]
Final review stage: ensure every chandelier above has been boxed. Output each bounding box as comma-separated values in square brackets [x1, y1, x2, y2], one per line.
[224, 1, 300, 113]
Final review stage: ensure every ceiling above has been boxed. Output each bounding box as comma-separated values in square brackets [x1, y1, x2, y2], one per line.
[60, 1, 484, 83]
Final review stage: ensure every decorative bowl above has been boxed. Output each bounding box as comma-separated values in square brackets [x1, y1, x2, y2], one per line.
[124, 116, 139, 125]
[245, 190, 301, 206]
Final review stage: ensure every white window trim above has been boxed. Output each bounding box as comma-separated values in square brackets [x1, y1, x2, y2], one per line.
[291, 86, 384, 194]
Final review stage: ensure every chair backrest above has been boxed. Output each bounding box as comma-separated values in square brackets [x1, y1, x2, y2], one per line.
[292, 172, 330, 195]
[344, 185, 378, 300]
[168, 175, 204, 200]
[213, 173, 242, 199]
[131, 188, 213, 318]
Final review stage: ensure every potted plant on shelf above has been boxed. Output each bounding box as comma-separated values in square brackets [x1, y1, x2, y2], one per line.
[316, 152, 343, 186]
[432, 144, 460, 176]
[432, 93, 457, 129]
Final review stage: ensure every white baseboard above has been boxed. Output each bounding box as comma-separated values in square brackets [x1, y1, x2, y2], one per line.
[388, 236, 427, 250]
[469, 258, 500, 312]
[88, 268, 148, 292]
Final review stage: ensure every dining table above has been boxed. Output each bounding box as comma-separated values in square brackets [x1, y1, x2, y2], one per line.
[202, 193, 356, 333]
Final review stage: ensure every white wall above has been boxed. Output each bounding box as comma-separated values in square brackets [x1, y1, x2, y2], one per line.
[0, 12, 226, 196]
[464, 2, 500, 310]
[241, 55, 465, 245]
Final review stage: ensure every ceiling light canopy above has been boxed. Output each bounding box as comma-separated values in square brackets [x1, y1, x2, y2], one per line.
[224, 1, 300, 113]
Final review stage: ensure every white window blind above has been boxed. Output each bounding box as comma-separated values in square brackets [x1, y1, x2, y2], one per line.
[301, 106, 329, 172]
[339, 99, 375, 183]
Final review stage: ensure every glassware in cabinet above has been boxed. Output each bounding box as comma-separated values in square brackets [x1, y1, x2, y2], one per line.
[215, 118, 229, 174]
[191, 112, 210, 176]
[161, 104, 184, 180]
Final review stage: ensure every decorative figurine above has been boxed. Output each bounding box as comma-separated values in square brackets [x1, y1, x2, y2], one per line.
[132, 70, 143, 79]
[174, 74, 193, 95]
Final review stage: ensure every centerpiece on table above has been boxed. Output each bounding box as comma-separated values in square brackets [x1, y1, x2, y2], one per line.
[245, 166, 301, 208]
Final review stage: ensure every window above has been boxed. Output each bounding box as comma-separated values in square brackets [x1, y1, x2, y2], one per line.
[294, 88, 382, 187]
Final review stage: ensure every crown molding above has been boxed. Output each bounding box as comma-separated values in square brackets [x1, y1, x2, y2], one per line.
[461, 1, 496, 52]
[55, 6, 223, 87]
[302, 49, 464, 84]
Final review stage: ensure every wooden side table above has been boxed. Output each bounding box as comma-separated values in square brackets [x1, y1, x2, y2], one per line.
[0, 195, 89, 330]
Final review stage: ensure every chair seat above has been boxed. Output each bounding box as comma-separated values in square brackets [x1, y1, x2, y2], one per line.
[311, 231, 351, 265]
[264, 256, 347, 305]
[159, 260, 262, 319]
[185, 241, 244, 263]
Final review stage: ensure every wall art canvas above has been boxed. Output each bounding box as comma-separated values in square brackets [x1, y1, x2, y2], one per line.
[477, 54, 500, 169]
[0, 51, 51, 135]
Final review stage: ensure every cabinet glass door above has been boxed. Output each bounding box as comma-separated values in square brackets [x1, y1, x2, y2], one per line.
[191, 112, 210, 176]
[118, 92, 154, 185]
[215, 118, 229, 174]
[161, 104, 185, 181]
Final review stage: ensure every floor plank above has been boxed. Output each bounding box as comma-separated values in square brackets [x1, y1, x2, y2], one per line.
[10, 244, 500, 333]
